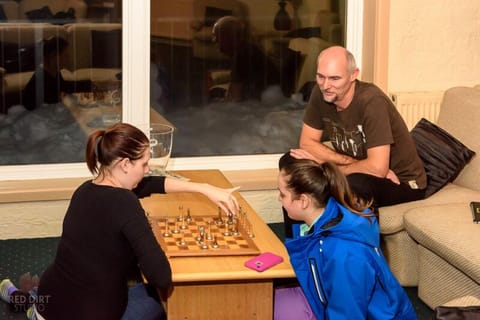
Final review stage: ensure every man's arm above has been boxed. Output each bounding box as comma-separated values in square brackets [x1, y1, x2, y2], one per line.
[340, 144, 390, 178]
[297, 123, 355, 165]
[295, 123, 398, 182]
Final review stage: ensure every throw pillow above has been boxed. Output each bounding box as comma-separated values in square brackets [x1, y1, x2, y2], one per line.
[91, 30, 122, 68]
[204, 7, 232, 27]
[411, 118, 476, 197]
[25, 6, 53, 22]
[52, 7, 76, 25]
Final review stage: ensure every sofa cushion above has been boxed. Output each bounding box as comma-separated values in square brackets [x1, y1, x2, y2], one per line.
[411, 118, 476, 197]
[404, 203, 480, 285]
[61, 68, 121, 82]
[379, 184, 480, 234]
[437, 86, 480, 191]
[25, 5, 54, 22]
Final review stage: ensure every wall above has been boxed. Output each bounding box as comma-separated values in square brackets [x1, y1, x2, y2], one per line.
[388, 0, 480, 92]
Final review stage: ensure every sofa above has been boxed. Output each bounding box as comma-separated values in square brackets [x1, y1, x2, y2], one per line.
[380, 85, 480, 308]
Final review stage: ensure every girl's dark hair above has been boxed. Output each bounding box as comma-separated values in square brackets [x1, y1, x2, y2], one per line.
[85, 123, 149, 176]
[279, 152, 372, 215]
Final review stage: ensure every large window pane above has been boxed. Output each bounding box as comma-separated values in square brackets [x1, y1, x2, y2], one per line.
[0, 0, 122, 165]
[0, 0, 362, 180]
[150, 0, 345, 158]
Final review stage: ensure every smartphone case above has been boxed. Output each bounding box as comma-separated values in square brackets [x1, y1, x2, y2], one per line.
[244, 252, 284, 272]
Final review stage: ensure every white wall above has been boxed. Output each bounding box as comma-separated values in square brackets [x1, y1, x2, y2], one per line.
[388, 0, 480, 91]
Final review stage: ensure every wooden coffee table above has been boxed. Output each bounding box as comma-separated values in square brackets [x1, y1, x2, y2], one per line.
[140, 170, 295, 320]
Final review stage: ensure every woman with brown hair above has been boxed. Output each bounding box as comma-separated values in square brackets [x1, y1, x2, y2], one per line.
[22, 122, 239, 319]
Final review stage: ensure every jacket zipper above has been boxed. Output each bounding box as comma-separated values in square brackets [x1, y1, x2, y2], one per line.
[309, 258, 327, 306]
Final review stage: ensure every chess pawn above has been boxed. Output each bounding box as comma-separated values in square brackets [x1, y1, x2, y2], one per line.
[211, 235, 219, 248]
[163, 218, 171, 237]
[186, 208, 193, 222]
[231, 218, 239, 236]
[172, 220, 180, 234]
[180, 219, 188, 230]
[222, 221, 231, 236]
[196, 226, 205, 242]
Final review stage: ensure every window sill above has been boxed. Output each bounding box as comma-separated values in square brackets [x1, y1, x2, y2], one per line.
[0, 169, 277, 203]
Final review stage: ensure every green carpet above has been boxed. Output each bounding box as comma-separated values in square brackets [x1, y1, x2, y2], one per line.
[0, 225, 434, 319]
[0, 237, 59, 320]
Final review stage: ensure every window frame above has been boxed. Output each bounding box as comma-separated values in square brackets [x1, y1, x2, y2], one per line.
[0, 0, 363, 181]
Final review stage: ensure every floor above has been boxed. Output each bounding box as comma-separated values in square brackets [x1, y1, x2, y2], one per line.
[0, 225, 434, 319]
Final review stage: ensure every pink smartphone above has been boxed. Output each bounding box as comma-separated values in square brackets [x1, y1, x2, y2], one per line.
[244, 252, 284, 272]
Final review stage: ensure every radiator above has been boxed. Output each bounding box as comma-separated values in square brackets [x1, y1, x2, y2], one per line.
[390, 91, 444, 130]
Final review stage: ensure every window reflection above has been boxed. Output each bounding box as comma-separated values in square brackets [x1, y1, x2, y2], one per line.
[150, 0, 345, 157]
[0, 0, 122, 165]
[0, 0, 347, 166]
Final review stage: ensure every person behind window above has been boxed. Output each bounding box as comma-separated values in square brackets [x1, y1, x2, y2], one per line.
[275, 152, 417, 320]
[212, 16, 281, 102]
[22, 36, 92, 111]
[290, 45, 426, 209]
[0, 122, 240, 320]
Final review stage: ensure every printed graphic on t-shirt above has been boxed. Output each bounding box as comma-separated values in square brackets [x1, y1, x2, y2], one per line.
[324, 119, 367, 159]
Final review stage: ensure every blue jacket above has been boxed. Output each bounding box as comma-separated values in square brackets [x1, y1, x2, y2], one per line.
[285, 197, 417, 320]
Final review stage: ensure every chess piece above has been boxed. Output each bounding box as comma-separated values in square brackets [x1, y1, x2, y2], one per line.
[163, 217, 171, 237]
[223, 221, 231, 236]
[211, 235, 219, 248]
[207, 221, 213, 240]
[186, 209, 192, 222]
[172, 220, 180, 234]
[178, 205, 184, 222]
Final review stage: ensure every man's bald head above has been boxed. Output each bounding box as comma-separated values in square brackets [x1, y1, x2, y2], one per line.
[212, 16, 246, 55]
[318, 46, 358, 75]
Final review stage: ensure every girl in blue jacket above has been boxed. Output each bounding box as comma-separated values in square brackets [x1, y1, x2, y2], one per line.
[275, 153, 417, 320]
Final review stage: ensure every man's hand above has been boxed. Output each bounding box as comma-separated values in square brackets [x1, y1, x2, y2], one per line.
[290, 148, 318, 162]
[386, 169, 400, 185]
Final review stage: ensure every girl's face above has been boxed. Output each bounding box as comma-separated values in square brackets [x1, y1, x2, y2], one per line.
[277, 171, 305, 222]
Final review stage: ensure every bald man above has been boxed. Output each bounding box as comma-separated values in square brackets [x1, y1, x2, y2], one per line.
[290, 46, 426, 209]
[212, 16, 280, 102]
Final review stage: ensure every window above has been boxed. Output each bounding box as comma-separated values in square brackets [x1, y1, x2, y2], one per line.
[0, 0, 363, 180]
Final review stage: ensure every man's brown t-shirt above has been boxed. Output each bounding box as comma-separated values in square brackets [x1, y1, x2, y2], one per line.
[303, 80, 427, 189]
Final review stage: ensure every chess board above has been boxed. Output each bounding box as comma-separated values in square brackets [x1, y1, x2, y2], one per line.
[151, 215, 260, 257]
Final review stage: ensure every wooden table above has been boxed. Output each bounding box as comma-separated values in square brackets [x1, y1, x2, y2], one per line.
[140, 170, 295, 320]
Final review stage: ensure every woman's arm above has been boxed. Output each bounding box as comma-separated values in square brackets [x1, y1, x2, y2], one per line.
[133, 176, 240, 215]
[164, 177, 240, 215]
